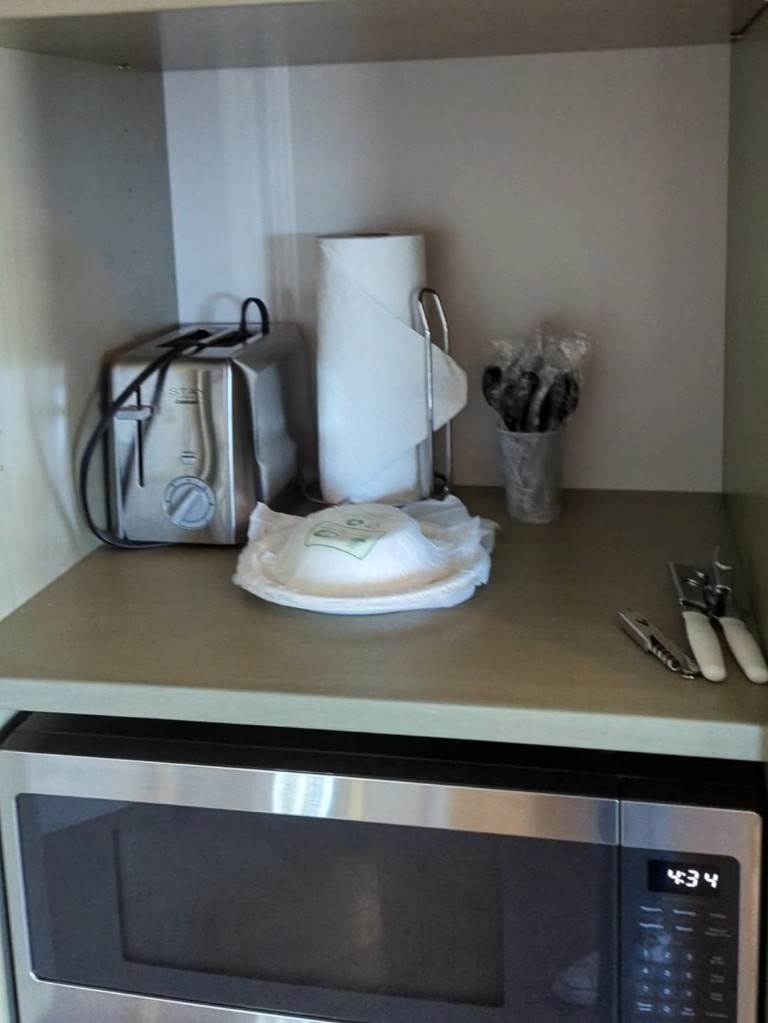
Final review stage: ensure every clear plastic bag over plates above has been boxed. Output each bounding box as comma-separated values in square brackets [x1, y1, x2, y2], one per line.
[233, 496, 497, 615]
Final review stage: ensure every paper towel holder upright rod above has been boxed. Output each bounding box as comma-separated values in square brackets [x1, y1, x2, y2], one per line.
[418, 288, 452, 498]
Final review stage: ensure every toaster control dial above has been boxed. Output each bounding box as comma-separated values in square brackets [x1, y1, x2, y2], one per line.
[164, 477, 216, 530]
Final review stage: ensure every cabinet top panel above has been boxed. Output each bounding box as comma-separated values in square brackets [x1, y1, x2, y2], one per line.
[0, 0, 741, 71]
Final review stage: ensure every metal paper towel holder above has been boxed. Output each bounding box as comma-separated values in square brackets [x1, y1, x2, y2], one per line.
[417, 287, 453, 499]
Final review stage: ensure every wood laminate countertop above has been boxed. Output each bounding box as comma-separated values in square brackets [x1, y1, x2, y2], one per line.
[1, 488, 767, 761]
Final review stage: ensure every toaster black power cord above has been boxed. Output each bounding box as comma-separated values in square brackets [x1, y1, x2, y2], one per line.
[79, 298, 271, 550]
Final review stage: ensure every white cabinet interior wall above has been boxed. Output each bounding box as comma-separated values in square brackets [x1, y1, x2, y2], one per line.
[165, 46, 729, 493]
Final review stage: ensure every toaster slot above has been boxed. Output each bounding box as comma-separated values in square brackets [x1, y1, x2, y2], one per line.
[136, 402, 145, 489]
[114, 388, 152, 489]
[159, 328, 214, 348]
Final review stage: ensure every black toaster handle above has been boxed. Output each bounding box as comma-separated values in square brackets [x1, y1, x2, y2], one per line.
[238, 297, 270, 338]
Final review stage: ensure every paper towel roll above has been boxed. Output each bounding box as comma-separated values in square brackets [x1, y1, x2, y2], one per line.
[317, 234, 467, 504]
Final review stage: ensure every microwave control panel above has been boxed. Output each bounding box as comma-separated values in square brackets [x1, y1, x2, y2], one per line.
[622, 850, 740, 1023]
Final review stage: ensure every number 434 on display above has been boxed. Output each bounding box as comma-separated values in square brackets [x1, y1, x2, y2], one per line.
[668, 867, 719, 890]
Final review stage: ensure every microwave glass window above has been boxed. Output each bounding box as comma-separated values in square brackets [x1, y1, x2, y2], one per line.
[115, 807, 504, 1005]
[16, 794, 618, 1023]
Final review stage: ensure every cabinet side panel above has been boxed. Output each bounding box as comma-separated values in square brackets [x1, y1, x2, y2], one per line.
[0, 49, 177, 621]
[725, 15, 768, 644]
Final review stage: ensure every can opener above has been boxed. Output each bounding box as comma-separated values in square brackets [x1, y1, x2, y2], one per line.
[618, 611, 700, 679]
[669, 551, 768, 684]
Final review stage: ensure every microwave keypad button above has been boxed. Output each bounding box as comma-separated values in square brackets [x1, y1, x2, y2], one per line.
[659, 1004, 676, 1017]
[636, 942, 677, 963]
[637, 945, 663, 962]
[641, 905, 664, 914]
[634, 1001, 655, 1014]
[636, 964, 656, 981]
[636, 981, 655, 997]
[657, 984, 676, 1000]
[658, 967, 677, 982]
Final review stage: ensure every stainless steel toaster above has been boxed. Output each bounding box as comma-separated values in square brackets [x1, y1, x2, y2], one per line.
[106, 322, 308, 545]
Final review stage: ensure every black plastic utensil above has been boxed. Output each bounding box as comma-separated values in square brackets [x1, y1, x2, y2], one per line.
[481, 365, 503, 411]
[537, 371, 580, 431]
[562, 374, 580, 420]
[524, 371, 555, 432]
[502, 371, 538, 431]
[552, 373, 579, 427]
[499, 381, 518, 430]
[538, 374, 561, 432]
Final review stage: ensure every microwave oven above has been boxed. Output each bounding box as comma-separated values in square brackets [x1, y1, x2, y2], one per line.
[0, 714, 762, 1023]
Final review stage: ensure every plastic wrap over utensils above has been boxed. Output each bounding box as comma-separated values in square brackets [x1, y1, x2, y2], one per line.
[316, 234, 467, 505]
[233, 495, 496, 614]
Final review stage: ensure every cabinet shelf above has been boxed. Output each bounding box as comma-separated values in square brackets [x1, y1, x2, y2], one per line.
[0, 488, 765, 761]
[0, 0, 739, 72]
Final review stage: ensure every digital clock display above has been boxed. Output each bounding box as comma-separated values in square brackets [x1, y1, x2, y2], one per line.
[648, 860, 720, 896]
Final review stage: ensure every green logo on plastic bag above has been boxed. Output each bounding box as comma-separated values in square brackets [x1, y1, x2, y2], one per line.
[305, 519, 385, 559]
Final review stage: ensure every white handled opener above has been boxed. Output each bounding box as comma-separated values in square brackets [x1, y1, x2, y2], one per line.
[709, 550, 768, 684]
[669, 554, 768, 684]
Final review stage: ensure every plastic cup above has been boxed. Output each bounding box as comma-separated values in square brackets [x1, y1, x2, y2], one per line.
[497, 427, 563, 524]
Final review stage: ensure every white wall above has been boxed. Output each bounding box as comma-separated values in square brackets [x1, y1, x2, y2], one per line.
[0, 49, 177, 621]
[165, 45, 730, 492]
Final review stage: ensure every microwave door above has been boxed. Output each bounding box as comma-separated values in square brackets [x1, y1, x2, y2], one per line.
[0, 749, 620, 1023]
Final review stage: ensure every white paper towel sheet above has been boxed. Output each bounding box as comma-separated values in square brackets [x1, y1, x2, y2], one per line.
[316, 234, 467, 504]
